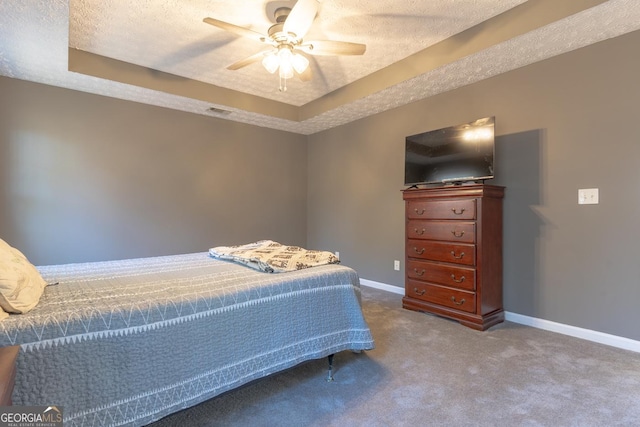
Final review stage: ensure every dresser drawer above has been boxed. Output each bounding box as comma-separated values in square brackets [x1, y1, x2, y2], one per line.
[406, 220, 475, 243]
[407, 199, 476, 220]
[407, 239, 475, 266]
[407, 260, 476, 291]
[407, 280, 476, 313]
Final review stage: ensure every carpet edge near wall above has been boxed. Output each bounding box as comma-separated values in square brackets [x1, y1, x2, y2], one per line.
[358, 278, 640, 354]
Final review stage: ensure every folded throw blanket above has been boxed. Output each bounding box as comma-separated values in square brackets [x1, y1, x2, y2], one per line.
[209, 240, 340, 273]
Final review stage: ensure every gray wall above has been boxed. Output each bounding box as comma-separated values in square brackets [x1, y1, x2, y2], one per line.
[2, 30, 639, 341]
[307, 30, 640, 341]
[0, 77, 307, 265]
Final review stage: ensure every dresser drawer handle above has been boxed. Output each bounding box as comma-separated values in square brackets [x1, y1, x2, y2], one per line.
[451, 296, 466, 305]
[451, 230, 465, 238]
[450, 274, 465, 283]
[414, 228, 426, 235]
[414, 208, 426, 215]
[414, 268, 426, 276]
[413, 288, 426, 296]
[413, 247, 425, 255]
[451, 207, 466, 215]
[450, 251, 465, 259]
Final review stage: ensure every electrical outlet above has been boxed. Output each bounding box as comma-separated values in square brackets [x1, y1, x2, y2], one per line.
[394, 260, 400, 271]
[578, 188, 599, 205]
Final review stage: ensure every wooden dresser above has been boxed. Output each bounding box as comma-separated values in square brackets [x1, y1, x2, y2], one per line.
[402, 184, 505, 330]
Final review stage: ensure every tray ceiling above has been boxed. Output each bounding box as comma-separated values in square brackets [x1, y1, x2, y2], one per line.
[1, 0, 639, 134]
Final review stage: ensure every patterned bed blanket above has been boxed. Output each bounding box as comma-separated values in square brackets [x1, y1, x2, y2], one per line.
[0, 253, 374, 427]
[209, 240, 340, 273]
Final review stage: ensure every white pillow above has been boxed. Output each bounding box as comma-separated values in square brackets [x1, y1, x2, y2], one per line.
[0, 239, 47, 314]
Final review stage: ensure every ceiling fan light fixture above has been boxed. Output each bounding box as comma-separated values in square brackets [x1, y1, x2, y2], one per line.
[279, 62, 294, 80]
[262, 52, 279, 74]
[291, 53, 309, 74]
[263, 47, 302, 77]
[276, 47, 295, 79]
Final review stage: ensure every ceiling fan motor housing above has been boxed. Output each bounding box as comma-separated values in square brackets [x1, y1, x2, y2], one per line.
[273, 7, 291, 23]
[269, 7, 302, 43]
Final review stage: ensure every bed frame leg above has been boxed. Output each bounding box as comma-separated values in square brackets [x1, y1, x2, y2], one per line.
[326, 354, 335, 382]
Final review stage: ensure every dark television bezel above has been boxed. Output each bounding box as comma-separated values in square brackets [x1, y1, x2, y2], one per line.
[404, 116, 495, 186]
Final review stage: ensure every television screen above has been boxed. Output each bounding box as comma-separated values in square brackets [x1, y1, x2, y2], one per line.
[404, 116, 495, 186]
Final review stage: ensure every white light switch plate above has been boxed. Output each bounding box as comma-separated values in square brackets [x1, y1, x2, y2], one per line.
[578, 188, 599, 205]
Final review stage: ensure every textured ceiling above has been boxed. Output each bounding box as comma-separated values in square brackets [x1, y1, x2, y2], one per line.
[1, 0, 640, 135]
[70, 0, 527, 106]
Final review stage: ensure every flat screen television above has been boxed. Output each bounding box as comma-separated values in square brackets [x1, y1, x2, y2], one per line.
[404, 116, 495, 186]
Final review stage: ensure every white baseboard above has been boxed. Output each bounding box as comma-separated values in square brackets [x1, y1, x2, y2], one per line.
[359, 278, 640, 353]
[504, 312, 640, 353]
[359, 278, 404, 295]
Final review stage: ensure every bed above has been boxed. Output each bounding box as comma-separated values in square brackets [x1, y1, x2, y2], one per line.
[0, 251, 374, 426]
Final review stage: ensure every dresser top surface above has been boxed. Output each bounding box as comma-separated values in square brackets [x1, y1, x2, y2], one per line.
[402, 184, 505, 200]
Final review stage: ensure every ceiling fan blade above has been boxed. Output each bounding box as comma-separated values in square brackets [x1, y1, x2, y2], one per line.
[297, 40, 366, 56]
[283, 0, 318, 39]
[227, 50, 275, 71]
[203, 17, 267, 43]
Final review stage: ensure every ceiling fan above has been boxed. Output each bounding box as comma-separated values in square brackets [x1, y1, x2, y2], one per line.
[203, 0, 366, 91]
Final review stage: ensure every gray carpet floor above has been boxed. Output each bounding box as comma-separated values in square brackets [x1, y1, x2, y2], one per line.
[150, 287, 640, 426]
